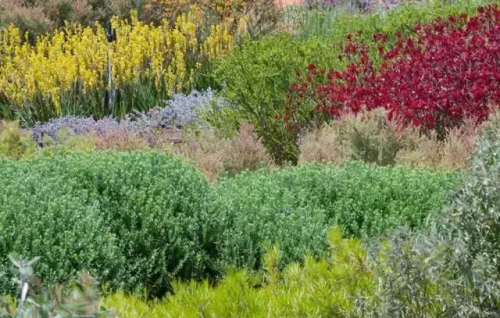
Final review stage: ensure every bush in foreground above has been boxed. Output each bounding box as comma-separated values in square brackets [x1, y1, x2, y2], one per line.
[212, 161, 457, 271]
[0, 152, 218, 296]
[355, 114, 500, 317]
[100, 115, 500, 318]
[105, 227, 373, 318]
[0, 151, 457, 296]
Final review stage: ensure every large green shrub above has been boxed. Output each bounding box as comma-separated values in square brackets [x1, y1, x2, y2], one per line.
[212, 161, 457, 271]
[211, 34, 339, 164]
[0, 156, 118, 295]
[0, 152, 458, 297]
[0, 152, 218, 296]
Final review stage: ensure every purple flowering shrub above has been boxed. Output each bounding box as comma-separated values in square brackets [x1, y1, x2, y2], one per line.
[32, 89, 229, 143]
[125, 89, 231, 134]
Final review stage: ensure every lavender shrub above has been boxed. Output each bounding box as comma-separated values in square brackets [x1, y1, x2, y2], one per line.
[32, 89, 230, 143]
[125, 88, 231, 134]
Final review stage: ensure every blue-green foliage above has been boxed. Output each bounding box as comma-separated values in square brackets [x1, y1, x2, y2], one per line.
[356, 117, 500, 318]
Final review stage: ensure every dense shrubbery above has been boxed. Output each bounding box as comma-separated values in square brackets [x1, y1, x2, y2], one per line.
[1, 1, 500, 316]
[98, 114, 500, 318]
[105, 227, 373, 318]
[0, 151, 457, 296]
[299, 108, 476, 168]
[213, 0, 495, 163]
[354, 114, 500, 318]
[212, 161, 457, 271]
[212, 34, 338, 163]
[0, 152, 217, 296]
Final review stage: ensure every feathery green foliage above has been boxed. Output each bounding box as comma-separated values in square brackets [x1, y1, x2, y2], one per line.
[105, 227, 373, 318]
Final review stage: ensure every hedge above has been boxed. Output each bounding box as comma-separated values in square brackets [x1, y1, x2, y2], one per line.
[0, 153, 458, 295]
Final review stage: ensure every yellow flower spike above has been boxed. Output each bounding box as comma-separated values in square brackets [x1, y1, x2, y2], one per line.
[0, 7, 243, 114]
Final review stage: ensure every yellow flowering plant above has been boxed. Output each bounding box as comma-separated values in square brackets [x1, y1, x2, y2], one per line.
[0, 6, 238, 125]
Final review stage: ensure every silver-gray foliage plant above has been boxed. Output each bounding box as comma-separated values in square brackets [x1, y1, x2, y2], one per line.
[32, 89, 230, 143]
[124, 88, 231, 134]
[0, 254, 113, 318]
[357, 115, 500, 318]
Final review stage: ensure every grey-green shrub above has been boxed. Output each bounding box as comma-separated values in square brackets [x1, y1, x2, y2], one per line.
[0, 152, 218, 297]
[357, 115, 500, 318]
[1, 255, 115, 318]
[212, 161, 458, 271]
[438, 114, 500, 313]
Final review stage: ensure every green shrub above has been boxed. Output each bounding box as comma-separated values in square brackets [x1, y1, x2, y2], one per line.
[0, 151, 458, 298]
[0, 121, 36, 159]
[105, 227, 373, 318]
[0, 156, 118, 295]
[212, 161, 457, 271]
[212, 34, 338, 164]
[0, 152, 219, 297]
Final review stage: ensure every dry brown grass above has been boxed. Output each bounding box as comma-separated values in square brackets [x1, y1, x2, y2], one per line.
[299, 109, 478, 170]
[164, 123, 274, 182]
[394, 119, 477, 169]
[95, 129, 150, 152]
[299, 122, 352, 165]
[88, 123, 273, 182]
[300, 109, 403, 166]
